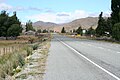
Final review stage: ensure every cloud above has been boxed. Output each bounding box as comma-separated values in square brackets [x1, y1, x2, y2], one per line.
[14, 7, 44, 11]
[26, 10, 90, 23]
[0, 3, 53, 12]
[26, 13, 57, 23]
[28, 7, 42, 11]
[0, 3, 12, 10]
[14, 6, 25, 11]
[89, 11, 111, 17]
[45, 9, 55, 13]
[57, 13, 70, 17]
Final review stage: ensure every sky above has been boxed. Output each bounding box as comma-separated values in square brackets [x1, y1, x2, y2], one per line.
[0, 0, 111, 24]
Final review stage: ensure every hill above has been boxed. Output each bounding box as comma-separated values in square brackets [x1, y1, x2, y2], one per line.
[33, 21, 58, 30]
[33, 17, 98, 32]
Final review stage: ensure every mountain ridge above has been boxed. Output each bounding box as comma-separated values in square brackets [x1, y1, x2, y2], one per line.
[33, 17, 98, 32]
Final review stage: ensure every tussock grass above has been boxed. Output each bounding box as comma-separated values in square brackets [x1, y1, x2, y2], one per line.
[32, 44, 39, 50]
[0, 45, 33, 79]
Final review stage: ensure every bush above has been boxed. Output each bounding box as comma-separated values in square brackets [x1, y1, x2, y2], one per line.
[32, 44, 39, 50]
[17, 54, 25, 67]
[24, 47, 32, 56]
[112, 23, 120, 41]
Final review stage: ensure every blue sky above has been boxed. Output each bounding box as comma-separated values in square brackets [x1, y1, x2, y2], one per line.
[0, 0, 111, 23]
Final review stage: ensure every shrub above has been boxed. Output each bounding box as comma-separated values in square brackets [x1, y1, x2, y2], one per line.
[23, 46, 32, 56]
[32, 44, 39, 50]
[17, 54, 25, 67]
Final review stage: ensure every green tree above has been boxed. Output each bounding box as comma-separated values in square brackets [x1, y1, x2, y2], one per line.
[42, 29, 48, 33]
[111, 0, 120, 25]
[7, 24, 22, 38]
[76, 26, 82, 35]
[61, 27, 66, 33]
[96, 12, 107, 36]
[37, 29, 41, 33]
[50, 30, 54, 33]
[8, 12, 21, 26]
[106, 17, 112, 35]
[0, 11, 9, 37]
[0, 11, 22, 39]
[111, 0, 120, 40]
[86, 27, 95, 36]
[112, 23, 120, 41]
[26, 20, 35, 32]
[6, 12, 21, 39]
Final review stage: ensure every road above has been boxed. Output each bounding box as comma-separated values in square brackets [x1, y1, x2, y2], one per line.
[44, 34, 120, 80]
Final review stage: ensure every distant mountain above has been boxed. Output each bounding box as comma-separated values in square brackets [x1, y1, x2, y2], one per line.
[53, 17, 98, 32]
[33, 21, 58, 30]
[33, 17, 98, 32]
[65, 17, 98, 29]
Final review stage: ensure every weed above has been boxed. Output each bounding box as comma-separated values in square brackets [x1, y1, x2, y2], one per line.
[32, 44, 39, 50]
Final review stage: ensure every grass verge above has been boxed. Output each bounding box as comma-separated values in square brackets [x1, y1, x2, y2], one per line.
[0, 45, 33, 79]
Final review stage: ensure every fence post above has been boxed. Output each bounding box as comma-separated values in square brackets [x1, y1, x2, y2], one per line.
[3, 48, 5, 55]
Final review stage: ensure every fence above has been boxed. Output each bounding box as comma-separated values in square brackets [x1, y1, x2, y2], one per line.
[0, 45, 22, 56]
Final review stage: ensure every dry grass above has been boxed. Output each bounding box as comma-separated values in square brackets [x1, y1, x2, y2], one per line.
[0, 35, 39, 46]
[0, 40, 28, 46]
[0, 34, 52, 79]
[0, 45, 33, 79]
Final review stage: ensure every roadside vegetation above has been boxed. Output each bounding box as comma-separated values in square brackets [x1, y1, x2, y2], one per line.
[0, 44, 32, 79]
[0, 11, 51, 79]
[15, 39, 51, 80]
[0, 33, 51, 79]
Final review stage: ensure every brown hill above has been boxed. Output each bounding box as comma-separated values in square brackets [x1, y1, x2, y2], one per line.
[33, 21, 58, 30]
[33, 17, 98, 32]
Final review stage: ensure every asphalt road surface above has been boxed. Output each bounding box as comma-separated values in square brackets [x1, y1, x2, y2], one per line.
[44, 34, 120, 80]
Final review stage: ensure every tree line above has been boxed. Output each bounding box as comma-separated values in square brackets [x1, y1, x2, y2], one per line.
[25, 20, 51, 33]
[96, 0, 120, 41]
[0, 11, 22, 39]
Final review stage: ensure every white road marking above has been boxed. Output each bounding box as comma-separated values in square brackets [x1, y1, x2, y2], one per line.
[58, 39, 120, 80]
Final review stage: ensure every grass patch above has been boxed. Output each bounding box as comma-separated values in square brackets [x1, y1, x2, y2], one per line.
[0, 45, 33, 79]
[32, 44, 39, 50]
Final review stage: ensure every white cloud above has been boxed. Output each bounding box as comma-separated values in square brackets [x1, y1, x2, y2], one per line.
[0, 3, 52, 12]
[89, 11, 111, 17]
[28, 7, 42, 11]
[0, 3, 12, 10]
[26, 10, 90, 23]
[26, 13, 57, 23]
